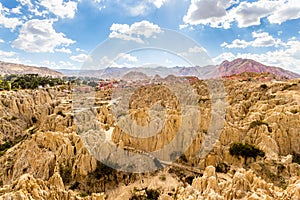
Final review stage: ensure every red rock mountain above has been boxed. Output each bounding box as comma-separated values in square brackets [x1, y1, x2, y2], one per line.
[219, 58, 300, 79]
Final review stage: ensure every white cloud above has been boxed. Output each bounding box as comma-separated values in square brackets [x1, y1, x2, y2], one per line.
[18, 0, 33, 7]
[149, 0, 168, 8]
[222, 31, 283, 48]
[12, 19, 75, 53]
[99, 56, 112, 66]
[221, 39, 248, 49]
[93, 0, 167, 16]
[0, 3, 23, 30]
[183, 0, 237, 29]
[183, 0, 300, 28]
[109, 20, 162, 44]
[232, 1, 277, 28]
[0, 50, 17, 58]
[11, 6, 22, 14]
[0, 38, 4, 43]
[70, 53, 89, 63]
[118, 53, 138, 62]
[188, 46, 207, 53]
[55, 47, 72, 54]
[268, 0, 300, 24]
[179, 24, 189, 30]
[213, 52, 235, 64]
[59, 60, 77, 69]
[39, 0, 78, 19]
[75, 48, 86, 52]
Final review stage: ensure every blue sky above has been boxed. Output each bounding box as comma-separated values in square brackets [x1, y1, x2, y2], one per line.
[0, 0, 300, 73]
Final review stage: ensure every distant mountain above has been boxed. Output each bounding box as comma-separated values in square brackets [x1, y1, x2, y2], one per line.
[59, 58, 300, 80]
[122, 71, 149, 81]
[219, 58, 300, 79]
[0, 61, 62, 77]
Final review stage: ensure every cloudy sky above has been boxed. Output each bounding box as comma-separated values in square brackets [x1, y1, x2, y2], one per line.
[0, 0, 300, 72]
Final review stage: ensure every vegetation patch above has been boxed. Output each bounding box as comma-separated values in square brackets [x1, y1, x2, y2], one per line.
[290, 109, 299, 114]
[130, 187, 160, 200]
[229, 142, 265, 164]
[60, 164, 72, 185]
[292, 152, 300, 165]
[216, 162, 230, 173]
[0, 135, 28, 156]
[159, 174, 166, 181]
[1, 74, 64, 91]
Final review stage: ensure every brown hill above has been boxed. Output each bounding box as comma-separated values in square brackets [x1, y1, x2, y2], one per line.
[0, 61, 63, 77]
[219, 58, 300, 79]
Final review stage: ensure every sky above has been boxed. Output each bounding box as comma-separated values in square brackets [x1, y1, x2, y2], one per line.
[0, 0, 300, 73]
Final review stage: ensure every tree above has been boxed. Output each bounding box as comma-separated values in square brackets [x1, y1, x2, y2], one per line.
[229, 143, 265, 164]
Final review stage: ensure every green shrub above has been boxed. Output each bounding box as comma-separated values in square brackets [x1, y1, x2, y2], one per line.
[93, 161, 115, 179]
[146, 189, 160, 200]
[292, 152, 300, 164]
[78, 192, 89, 197]
[229, 143, 265, 164]
[159, 174, 166, 181]
[60, 165, 72, 184]
[216, 162, 229, 173]
[10, 116, 18, 121]
[0, 141, 13, 152]
[291, 109, 298, 114]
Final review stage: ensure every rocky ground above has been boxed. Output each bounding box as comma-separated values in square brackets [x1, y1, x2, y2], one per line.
[0, 74, 299, 199]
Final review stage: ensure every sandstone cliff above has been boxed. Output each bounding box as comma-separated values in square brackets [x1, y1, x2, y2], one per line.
[0, 75, 299, 199]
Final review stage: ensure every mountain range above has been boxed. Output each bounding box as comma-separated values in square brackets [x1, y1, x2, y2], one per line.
[0, 59, 299, 79]
[58, 58, 300, 79]
[0, 61, 63, 77]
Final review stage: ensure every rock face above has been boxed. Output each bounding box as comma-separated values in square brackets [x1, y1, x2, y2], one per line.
[0, 61, 63, 77]
[0, 75, 300, 199]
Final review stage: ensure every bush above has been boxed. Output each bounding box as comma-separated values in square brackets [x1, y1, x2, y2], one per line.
[229, 143, 265, 164]
[146, 189, 160, 200]
[0, 141, 13, 152]
[291, 109, 298, 114]
[78, 192, 89, 197]
[216, 162, 229, 173]
[159, 174, 166, 181]
[93, 161, 116, 179]
[292, 152, 300, 164]
[60, 165, 72, 184]
[10, 116, 18, 121]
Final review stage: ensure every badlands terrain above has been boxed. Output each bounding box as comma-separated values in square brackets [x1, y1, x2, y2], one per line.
[0, 71, 299, 199]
